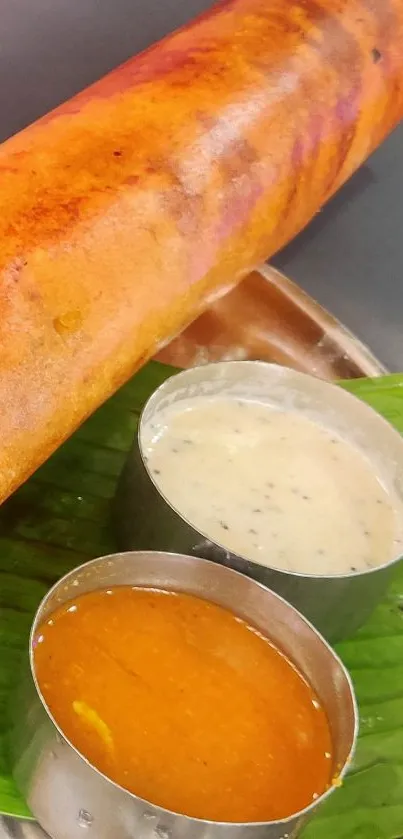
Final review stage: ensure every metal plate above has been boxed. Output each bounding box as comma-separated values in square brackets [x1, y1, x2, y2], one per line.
[156, 265, 387, 379]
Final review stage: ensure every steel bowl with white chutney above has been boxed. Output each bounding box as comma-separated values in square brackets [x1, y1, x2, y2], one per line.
[114, 361, 403, 642]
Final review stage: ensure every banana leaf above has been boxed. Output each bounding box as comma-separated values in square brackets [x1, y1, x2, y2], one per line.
[0, 363, 403, 837]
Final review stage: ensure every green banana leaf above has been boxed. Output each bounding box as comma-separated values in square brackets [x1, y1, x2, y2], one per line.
[0, 363, 403, 837]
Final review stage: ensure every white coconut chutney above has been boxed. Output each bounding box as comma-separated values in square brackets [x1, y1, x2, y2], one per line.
[143, 397, 398, 576]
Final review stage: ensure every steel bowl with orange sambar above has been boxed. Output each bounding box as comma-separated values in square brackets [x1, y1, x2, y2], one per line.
[12, 552, 357, 839]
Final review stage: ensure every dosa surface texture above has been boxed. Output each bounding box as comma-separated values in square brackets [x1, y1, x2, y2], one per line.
[0, 0, 402, 502]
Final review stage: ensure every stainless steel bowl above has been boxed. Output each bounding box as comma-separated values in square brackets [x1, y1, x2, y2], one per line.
[114, 361, 403, 642]
[0, 820, 48, 838]
[12, 551, 358, 839]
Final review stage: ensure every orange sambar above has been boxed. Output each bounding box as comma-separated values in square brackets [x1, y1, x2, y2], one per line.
[33, 587, 333, 822]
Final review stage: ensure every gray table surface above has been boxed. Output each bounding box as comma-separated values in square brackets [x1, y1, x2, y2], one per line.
[0, 0, 402, 377]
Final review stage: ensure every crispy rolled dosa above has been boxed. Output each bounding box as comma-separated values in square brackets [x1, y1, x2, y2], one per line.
[0, 0, 402, 501]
